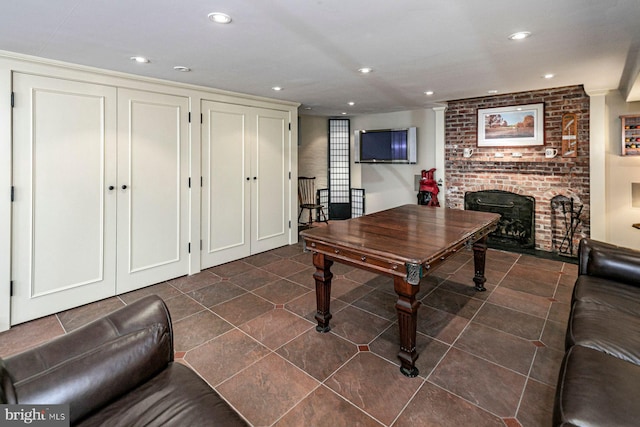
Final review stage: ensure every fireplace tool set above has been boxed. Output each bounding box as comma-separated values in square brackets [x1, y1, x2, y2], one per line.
[551, 195, 583, 256]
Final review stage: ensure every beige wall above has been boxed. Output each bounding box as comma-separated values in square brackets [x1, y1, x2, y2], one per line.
[298, 115, 328, 190]
[298, 110, 438, 215]
[351, 109, 437, 214]
[605, 91, 640, 249]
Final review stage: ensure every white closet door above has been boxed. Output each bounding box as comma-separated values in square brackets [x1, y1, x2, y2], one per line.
[200, 102, 290, 268]
[200, 100, 251, 268]
[116, 89, 189, 293]
[251, 108, 290, 253]
[11, 73, 117, 324]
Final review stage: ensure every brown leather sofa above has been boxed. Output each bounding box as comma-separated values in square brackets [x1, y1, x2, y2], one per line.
[0, 295, 248, 426]
[554, 238, 640, 426]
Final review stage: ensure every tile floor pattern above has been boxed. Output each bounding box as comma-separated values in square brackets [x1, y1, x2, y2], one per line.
[0, 243, 577, 426]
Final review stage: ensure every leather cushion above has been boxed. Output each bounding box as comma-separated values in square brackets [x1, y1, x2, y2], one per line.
[586, 247, 640, 287]
[76, 362, 248, 426]
[566, 300, 640, 364]
[577, 238, 624, 275]
[4, 296, 173, 385]
[554, 345, 640, 427]
[11, 323, 170, 424]
[572, 275, 640, 316]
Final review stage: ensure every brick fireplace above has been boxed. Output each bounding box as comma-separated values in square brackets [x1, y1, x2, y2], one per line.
[445, 85, 590, 254]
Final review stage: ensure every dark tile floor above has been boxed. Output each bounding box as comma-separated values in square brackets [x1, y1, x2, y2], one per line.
[0, 242, 577, 426]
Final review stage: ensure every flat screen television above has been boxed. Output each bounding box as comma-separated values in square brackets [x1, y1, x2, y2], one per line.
[354, 127, 417, 164]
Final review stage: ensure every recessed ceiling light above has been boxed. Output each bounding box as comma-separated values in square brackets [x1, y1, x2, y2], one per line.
[208, 12, 232, 24]
[358, 67, 373, 74]
[508, 31, 531, 40]
[304, 107, 312, 110]
[424, 91, 434, 96]
[272, 86, 283, 91]
[348, 101, 355, 106]
[543, 73, 555, 79]
[173, 66, 191, 72]
[487, 90, 499, 94]
[341, 112, 348, 115]
[130, 56, 150, 63]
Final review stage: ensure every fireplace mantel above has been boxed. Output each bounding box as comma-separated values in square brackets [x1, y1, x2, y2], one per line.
[451, 157, 579, 164]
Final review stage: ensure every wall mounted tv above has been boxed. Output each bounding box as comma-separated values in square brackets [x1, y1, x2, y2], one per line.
[354, 127, 417, 164]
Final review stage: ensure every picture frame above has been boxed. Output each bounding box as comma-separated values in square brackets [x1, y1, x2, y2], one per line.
[477, 103, 544, 147]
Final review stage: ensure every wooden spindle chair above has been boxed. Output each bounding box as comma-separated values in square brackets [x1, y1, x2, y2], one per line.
[298, 177, 328, 226]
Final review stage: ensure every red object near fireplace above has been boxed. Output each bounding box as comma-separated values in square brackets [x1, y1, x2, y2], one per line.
[418, 168, 440, 207]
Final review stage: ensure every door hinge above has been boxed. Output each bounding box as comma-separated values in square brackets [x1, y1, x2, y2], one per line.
[200, 176, 203, 187]
[188, 242, 191, 254]
[288, 122, 291, 131]
[200, 239, 203, 250]
[289, 220, 291, 229]
[11, 92, 14, 108]
[188, 112, 191, 123]
[288, 171, 291, 180]
[188, 177, 191, 188]
[201, 113, 203, 124]
[10, 280, 14, 297]
[11, 186, 14, 202]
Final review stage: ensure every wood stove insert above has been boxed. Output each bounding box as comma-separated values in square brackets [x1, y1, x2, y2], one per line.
[465, 190, 535, 250]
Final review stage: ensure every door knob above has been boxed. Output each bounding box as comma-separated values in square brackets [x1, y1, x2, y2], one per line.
[108, 185, 115, 190]
[122, 185, 128, 190]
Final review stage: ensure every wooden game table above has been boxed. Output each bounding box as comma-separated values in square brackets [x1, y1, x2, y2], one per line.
[299, 204, 500, 377]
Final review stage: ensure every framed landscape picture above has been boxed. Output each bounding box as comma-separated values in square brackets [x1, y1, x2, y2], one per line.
[477, 103, 544, 147]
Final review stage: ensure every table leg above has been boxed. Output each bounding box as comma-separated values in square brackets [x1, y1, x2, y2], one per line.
[312, 252, 333, 332]
[393, 275, 421, 377]
[472, 236, 488, 292]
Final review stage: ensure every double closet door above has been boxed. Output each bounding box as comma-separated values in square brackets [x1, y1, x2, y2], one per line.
[11, 73, 189, 324]
[201, 100, 290, 268]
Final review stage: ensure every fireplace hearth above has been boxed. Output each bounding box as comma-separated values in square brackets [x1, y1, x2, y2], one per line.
[465, 190, 535, 251]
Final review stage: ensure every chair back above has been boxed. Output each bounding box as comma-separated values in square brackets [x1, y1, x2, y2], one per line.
[298, 177, 317, 206]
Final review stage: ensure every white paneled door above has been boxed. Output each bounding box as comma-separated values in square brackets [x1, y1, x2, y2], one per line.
[201, 102, 251, 266]
[116, 89, 190, 293]
[11, 73, 117, 324]
[201, 100, 290, 268]
[251, 109, 290, 253]
[11, 76, 190, 324]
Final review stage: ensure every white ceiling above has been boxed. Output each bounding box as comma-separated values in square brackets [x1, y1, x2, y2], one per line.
[2, 0, 639, 116]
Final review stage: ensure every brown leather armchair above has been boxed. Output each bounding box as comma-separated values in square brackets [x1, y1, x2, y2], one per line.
[0, 295, 248, 426]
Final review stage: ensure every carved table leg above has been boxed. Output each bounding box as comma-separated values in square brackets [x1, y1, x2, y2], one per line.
[393, 272, 421, 377]
[312, 252, 333, 332]
[472, 236, 488, 292]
